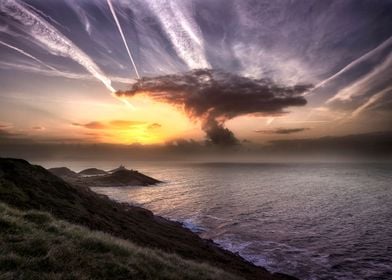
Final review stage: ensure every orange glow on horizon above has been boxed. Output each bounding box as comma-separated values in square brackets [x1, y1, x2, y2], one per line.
[66, 94, 202, 145]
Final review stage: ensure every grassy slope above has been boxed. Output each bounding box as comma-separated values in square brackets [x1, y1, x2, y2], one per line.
[0, 203, 241, 280]
[0, 158, 297, 280]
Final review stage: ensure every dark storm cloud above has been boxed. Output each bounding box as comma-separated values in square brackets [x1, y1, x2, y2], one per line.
[117, 69, 310, 146]
[255, 128, 309, 135]
[204, 121, 239, 146]
[148, 123, 162, 129]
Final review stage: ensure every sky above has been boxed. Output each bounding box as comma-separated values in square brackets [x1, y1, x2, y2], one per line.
[0, 0, 391, 156]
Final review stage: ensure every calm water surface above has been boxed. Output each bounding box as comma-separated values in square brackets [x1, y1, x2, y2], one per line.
[38, 161, 392, 280]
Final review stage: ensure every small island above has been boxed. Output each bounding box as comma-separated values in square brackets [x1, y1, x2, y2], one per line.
[78, 168, 108, 177]
[0, 158, 297, 280]
[48, 165, 161, 187]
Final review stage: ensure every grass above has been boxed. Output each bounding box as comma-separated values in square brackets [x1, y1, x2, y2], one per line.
[0, 158, 293, 280]
[0, 203, 242, 280]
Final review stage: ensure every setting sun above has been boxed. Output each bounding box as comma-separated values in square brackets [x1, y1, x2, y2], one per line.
[0, 1, 391, 279]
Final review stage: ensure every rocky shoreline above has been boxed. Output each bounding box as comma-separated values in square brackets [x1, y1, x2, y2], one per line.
[49, 165, 161, 187]
[0, 158, 298, 280]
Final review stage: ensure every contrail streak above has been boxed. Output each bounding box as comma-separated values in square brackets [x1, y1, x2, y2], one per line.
[0, 40, 57, 71]
[349, 86, 391, 119]
[326, 51, 392, 104]
[306, 36, 392, 96]
[0, 0, 115, 92]
[0, 61, 135, 84]
[106, 0, 140, 79]
[147, 0, 210, 69]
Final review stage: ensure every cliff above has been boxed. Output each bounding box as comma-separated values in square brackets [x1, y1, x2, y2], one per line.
[0, 158, 297, 280]
[0, 203, 241, 279]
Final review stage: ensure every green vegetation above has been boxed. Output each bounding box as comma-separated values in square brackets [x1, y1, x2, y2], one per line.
[0, 158, 296, 280]
[0, 203, 241, 280]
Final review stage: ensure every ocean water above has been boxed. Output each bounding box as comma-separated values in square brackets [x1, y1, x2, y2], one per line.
[39, 161, 392, 280]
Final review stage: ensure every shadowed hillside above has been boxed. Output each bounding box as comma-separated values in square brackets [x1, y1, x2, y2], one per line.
[0, 203, 241, 280]
[0, 158, 297, 280]
[51, 167, 162, 187]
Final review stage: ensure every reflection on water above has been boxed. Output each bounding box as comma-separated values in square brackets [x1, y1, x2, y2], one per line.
[38, 161, 392, 280]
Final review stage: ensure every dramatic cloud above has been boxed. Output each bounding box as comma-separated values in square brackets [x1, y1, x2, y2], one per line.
[204, 121, 239, 146]
[255, 128, 309, 135]
[117, 69, 310, 146]
[2, 0, 390, 148]
[148, 123, 162, 130]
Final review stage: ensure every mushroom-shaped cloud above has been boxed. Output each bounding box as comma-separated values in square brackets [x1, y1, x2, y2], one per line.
[116, 69, 311, 146]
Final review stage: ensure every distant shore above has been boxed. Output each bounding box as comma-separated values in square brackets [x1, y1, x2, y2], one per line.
[0, 158, 298, 280]
[49, 165, 162, 187]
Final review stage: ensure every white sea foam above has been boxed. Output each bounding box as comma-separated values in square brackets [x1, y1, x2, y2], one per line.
[181, 218, 206, 233]
[82, 161, 392, 280]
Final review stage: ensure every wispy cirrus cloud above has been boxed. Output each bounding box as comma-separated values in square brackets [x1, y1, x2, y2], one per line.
[326, 50, 392, 104]
[309, 36, 392, 95]
[0, 40, 57, 71]
[349, 86, 392, 119]
[146, 0, 210, 69]
[0, 61, 134, 84]
[0, 0, 115, 92]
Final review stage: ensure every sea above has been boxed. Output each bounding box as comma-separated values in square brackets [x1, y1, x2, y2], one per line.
[37, 160, 392, 280]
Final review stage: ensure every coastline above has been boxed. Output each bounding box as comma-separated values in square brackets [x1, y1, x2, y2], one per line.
[116, 199, 300, 280]
[0, 158, 298, 280]
[102, 197, 295, 279]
